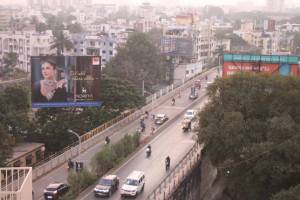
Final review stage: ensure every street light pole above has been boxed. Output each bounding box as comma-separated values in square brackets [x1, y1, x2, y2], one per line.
[68, 129, 81, 158]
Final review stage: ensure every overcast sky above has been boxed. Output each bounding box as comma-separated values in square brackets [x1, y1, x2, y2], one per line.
[1, 0, 300, 7]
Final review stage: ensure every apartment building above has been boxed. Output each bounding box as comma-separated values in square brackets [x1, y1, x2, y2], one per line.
[0, 30, 54, 72]
[193, 22, 214, 65]
[71, 33, 117, 68]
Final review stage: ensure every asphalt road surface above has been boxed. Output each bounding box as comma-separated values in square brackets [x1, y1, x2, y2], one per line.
[34, 68, 219, 200]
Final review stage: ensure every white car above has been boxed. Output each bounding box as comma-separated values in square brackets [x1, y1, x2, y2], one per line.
[184, 109, 197, 120]
[120, 171, 145, 197]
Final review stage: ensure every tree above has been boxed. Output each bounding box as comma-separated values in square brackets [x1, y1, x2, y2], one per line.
[0, 86, 31, 141]
[0, 124, 12, 167]
[50, 31, 74, 55]
[100, 75, 144, 110]
[67, 23, 84, 33]
[104, 32, 168, 92]
[271, 184, 300, 200]
[198, 73, 300, 200]
[1, 52, 18, 76]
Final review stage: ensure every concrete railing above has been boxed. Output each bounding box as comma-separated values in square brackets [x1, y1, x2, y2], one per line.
[32, 67, 216, 181]
[146, 143, 203, 200]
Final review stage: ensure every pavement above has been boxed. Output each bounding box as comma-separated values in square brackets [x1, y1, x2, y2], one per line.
[33, 68, 219, 200]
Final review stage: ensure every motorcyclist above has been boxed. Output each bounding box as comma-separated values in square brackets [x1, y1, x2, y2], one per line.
[146, 145, 152, 157]
[171, 98, 175, 106]
[105, 136, 110, 145]
[140, 121, 146, 132]
[165, 156, 171, 170]
[68, 159, 74, 170]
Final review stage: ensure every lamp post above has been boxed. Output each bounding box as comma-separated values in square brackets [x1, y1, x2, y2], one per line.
[68, 129, 81, 158]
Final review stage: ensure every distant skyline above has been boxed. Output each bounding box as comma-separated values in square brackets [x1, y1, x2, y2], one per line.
[1, 0, 300, 7]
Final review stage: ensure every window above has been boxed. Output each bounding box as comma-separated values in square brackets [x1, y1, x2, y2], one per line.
[81, 49, 83, 52]
[186, 70, 189, 75]
[13, 160, 21, 167]
[102, 50, 106, 54]
[109, 50, 113, 55]
[80, 41, 83, 44]
[25, 154, 33, 166]
[74, 48, 77, 52]
[109, 42, 113, 47]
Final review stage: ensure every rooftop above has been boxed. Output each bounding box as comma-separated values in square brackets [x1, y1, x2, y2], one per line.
[7, 142, 45, 162]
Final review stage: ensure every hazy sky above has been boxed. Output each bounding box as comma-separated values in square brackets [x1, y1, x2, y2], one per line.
[1, 0, 300, 7]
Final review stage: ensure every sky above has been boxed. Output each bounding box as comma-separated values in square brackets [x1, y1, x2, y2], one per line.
[1, 0, 300, 7]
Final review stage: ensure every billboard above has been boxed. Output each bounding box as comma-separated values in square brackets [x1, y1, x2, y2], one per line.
[223, 53, 299, 77]
[31, 56, 102, 108]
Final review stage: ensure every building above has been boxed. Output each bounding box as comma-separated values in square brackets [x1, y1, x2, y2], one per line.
[0, 9, 12, 31]
[175, 14, 193, 26]
[193, 22, 214, 65]
[0, 30, 54, 72]
[223, 53, 299, 77]
[6, 142, 45, 167]
[266, 0, 285, 12]
[71, 33, 117, 68]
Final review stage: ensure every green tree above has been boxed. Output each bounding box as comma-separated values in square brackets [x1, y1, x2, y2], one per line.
[0, 86, 32, 141]
[100, 75, 144, 110]
[1, 52, 18, 75]
[50, 30, 73, 55]
[0, 124, 12, 167]
[198, 73, 300, 200]
[271, 184, 300, 200]
[67, 23, 84, 33]
[104, 32, 168, 92]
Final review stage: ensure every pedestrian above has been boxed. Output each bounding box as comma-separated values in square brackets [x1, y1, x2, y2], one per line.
[151, 127, 155, 134]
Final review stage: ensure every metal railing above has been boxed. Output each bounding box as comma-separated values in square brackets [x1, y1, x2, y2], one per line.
[32, 67, 215, 181]
[146, 143, 203, 200]
[0, 167, 32, 200]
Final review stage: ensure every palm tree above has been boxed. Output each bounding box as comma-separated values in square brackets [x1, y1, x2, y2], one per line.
[50, 31, 74, 55]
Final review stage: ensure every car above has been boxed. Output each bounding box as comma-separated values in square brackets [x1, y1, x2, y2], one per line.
[154, 114, 169, 125]
[120, 171, 145, 197]
[189, 92, 199, 100]
[94, 175, 119, 197]
[184, 109, 197, 121]
[43, 183, 70, 200]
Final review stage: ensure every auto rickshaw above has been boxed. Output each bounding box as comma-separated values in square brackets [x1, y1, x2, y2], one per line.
[182, 118, 192, 132]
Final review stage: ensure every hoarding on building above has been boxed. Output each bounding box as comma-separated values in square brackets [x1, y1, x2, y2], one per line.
[223, 53, 299, 77]
[31, 56, 101, 108]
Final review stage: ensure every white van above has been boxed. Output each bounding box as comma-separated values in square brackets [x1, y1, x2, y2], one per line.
[120, 171, 145, 197]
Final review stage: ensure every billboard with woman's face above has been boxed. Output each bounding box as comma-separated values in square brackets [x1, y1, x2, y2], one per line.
[31, 56, 102, 108]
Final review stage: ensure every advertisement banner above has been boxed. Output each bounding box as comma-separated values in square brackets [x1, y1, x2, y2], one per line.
[31, 56, 101, 108]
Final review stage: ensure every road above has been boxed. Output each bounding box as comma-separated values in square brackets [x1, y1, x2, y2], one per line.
[78, 92, 210, 200]
[33, 68, 218, 200]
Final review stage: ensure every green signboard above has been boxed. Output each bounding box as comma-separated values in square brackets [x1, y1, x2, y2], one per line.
[224, 53, 299, 64]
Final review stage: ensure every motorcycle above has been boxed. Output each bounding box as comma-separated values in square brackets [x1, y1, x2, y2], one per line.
[165, 157, 170, 170]
[146, 147, 151, 157]
[171, 98, 175, 106]
[105, 136, 110, 145]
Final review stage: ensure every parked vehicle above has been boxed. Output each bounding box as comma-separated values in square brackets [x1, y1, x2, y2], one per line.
[43, 183, 70, 200]
[154, 114, 169, 125]
[94, 175, 119, 197]
[120, 171, 145, 197]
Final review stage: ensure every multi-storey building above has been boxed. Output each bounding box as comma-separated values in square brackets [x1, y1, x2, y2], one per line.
[193, 22, 214, 65]
[0, 9, 12, 31]
[0, 30, 54, 72]
[71, 33, 117, 68]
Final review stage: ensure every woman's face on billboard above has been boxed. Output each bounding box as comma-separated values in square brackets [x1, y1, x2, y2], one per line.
[41, 62, 56, 80]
